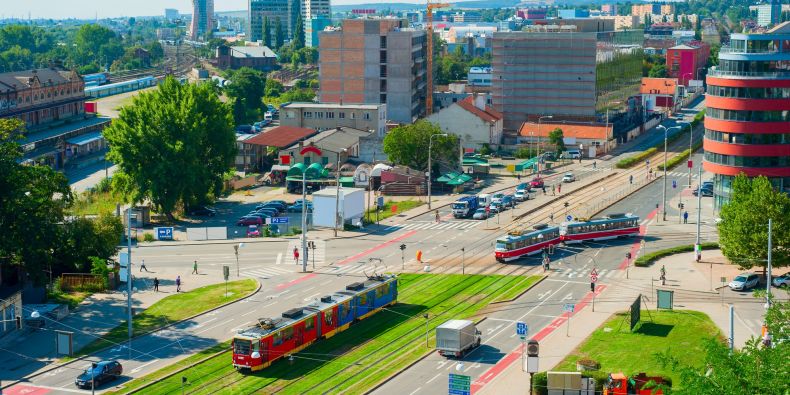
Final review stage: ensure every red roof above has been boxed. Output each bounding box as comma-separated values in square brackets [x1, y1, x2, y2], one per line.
[457, 96, 502, 123]
[519, 122, 612, 140]
[245, 126, 317, 148]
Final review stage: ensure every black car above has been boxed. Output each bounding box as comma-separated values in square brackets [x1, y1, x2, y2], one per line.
[188, 206, 217, 217]
[693, 186, 713, 197]
[75, 360, 122, 388]
[235, 125, 254, 134]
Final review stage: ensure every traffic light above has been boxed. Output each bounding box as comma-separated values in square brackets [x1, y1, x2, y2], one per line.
[626, 252, 632, 260]
[399, 244, 406, 251]
[679, 203, 685, 209]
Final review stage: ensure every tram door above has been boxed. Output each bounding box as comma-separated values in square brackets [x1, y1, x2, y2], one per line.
[295, 326, 304, 346]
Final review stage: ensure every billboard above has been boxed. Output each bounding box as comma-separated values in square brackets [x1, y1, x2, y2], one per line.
[630, 294, 641, 331]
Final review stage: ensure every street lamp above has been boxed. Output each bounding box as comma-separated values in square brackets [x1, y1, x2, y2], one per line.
[427, 133, 448, 210]
[537, 116, 553, 173]
[234, 242, 245, 277]
[676, 120, 692, 187]
[334, 148, 348, 237]
[300, 167, 308, 273]
[656, 125, 680, 221]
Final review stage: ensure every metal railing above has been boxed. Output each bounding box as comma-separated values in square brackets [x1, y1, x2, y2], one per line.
[708, 68, 790, 79]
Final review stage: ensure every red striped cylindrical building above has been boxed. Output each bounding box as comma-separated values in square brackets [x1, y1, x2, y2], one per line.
[704, 28, 790, 208]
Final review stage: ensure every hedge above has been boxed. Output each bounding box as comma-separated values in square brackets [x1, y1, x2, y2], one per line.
[656, 140, 703, 171]
[614, 109, 704, 170]
[634, 242, 719, 267]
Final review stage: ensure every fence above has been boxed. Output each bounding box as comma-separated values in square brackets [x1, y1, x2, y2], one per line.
[186, 226, 228, 241]
[59, 273, 107, 292]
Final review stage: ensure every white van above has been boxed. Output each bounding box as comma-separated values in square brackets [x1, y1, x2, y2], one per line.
[477, 193, 491, 207]
[561, 150, 581, 159]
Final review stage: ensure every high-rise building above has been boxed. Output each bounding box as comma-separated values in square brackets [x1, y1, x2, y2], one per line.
[306, 17, 332, 47]
[704, 22, 790, 208]
[491, 24, 642, 130]
[757, 0, 781, 27]
[558, 9, 590, 19]
[631, 4, 674, 17]
[318, 19, 427, 124]
[248, 0, 300, 43]
[189, 0, 214, 40]
[165, 8, 179, 21]
[302, 0, 330, 20]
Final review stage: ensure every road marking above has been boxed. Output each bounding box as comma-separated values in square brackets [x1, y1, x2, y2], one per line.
[493, 282, 568, 340]
[196, 318, 234, 335]
[192, 317, 218, 329]
[302, 286, 314, 293]
[12, 384, 86, 394]
[130, 358, 160, 374]
[320, 280, 332, 286]
[303, 292, 320, 301]
[436, 360, 448, 370]
[426, 373, 442, 384]
[408, 388, 422, 395]
[275, 253, 282, 265]
[241, 310, 258, 317]
[537, 290, 553, 300]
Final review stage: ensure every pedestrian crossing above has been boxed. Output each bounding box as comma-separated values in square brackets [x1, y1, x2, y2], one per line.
[388, 220, 480, 231]
[544, 266, 622, 280]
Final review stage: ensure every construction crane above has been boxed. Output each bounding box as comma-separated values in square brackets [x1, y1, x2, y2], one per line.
[426, 0, 450, 116]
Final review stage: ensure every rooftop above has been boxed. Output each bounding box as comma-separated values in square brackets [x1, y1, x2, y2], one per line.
[244, 126, 317, 148]
[519, 121, 612, 140]
[0, 68, 79, 92]
[640, 77, 678, 95]
[281, 102, 382, 110]
[228, 45, 277, 58]
[456, 96, 502, 123]
[284, 127, 372, 154]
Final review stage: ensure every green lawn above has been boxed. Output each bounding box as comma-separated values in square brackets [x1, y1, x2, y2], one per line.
[76, 279, 257, 357]
[366, 199, 424, 223]
[47, 290, 93, 310]
[118, 273, 541, 395]
[68, 190, 121, 216]
[553, 310, 722, 388]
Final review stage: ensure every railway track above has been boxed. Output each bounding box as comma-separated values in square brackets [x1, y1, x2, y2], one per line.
[107, 44, 198, 83]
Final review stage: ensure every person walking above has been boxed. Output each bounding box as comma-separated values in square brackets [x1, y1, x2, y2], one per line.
[175, 275, 181, 292]
[549, 212, 554, 223]
[153, 277, 159, 292]
[139, 259, 149, 272]
[293, 247, 299, 264]
[660, 265, 666, 285]
[557, 184, 561, 194]
[192, 260, 198, 274]
[542, 185, 546, 195]
[551, 185, 556, 195]
[435, 210, 441, 223]
[592, 161, 597, 169]
[517, 174, 521, 181]
[683, 211, 689, 224]
[629, 174, 634, 185]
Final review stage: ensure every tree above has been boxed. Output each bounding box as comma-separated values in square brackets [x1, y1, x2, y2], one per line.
[383, 120, 459, 172]
[74, 24, 124, 67]
[103, 77, 236, 220]
[656, 300, 789, 395]
[265, 79, 284, 97]
[548, 128, 566, 156]
[53, 213, 123, 274]
[718, 174, 790, 269]
[293, 14, 305, 50]
[275, 18, 284, 49]
[224, 67, 266, 124]
[263, 16, 272, 48]
[648, 63, 668, 78]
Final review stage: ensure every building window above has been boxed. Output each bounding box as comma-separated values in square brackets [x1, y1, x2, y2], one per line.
[327, 112, 334, 119]
[364, 113, 371, 120]
[316, 112, 324, 119]
[286, 111, 295, 119]
[304, 111, 312, 118]
[350, 112, 356, 119]
[338, 112, 345, 119]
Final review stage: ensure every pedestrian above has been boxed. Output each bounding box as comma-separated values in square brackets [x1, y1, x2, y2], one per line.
[192, 260, 198, 274]
[153, 277, 159, 292]
[649, 168, 653, 179]
[293, 247, 299, 264]
[593, 161, 597, 169]
[629, 174, 633, 184]
[542, 185, 546, 195]
[549, 212, 554, 223]
[551, 185, 556, 195]
[139, 259, 149, 272]
[517, 174, 521, 181]
[557, 184, 561, 194]
[660, 265, 666, 285]
[683, 211, 689, 224]
[579, 156, 582, 164]
[176, 275, 181, 292]
[435, 210, 440, 223]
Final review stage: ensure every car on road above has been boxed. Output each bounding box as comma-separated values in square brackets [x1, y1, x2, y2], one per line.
[472, 208, 488, 220]
[693, 186, 713, 197]
[772, 273, 790, 288]
[489, 202, 503, 213]
[75, 360, 122, 389]
[187, 206, 216, 217]
[514, 190, 528, 201]
[516, 183, 530, 193]
[502, 195, 515, 208]
[235, 125, 255, 134]
[562, 172, 576, 183]
[542, 152, 556, 161]
[491, 193, 505, 205]
[529, 177, 544, 188]
[237, 216, 264, 226]
[729, 273, 760, 291]
[247, 225, 261, 237]
[561, 150, 581, 159]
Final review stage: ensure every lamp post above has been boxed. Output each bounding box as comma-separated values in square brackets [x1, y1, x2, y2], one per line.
[656, 125, 680, 221]
[537, 116, 553, 173]
[427, 133, 448, 210]
[234, 242, 245, 277]
[677, 120, 692, 187]
[334, 148, 348, 237]
[301, 167, 308, 273]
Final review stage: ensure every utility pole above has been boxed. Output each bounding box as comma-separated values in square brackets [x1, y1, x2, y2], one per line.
[461, 247, 465, 275]
[695, 164, 702, 263]
[766, 218, 772, 309]
[424, 313, 430, 347]
[301, 170, 308, 272]
[687, 122, 693, 187]
[126, 209, 132, 360]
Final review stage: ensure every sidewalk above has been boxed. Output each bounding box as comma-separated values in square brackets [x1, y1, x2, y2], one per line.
[0, 262, 237, 380]
[479, 250, 766, 395]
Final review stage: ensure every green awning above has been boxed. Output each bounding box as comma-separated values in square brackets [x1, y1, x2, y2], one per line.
[446, 173, 473, 186]
[437, 172, 460, 183]
[339, 176, 355, 187]
[515, 157, 539, 172]
[306, 162, 323, 179]
[287, 163, 307, 177]
[463, 157, 488, 166]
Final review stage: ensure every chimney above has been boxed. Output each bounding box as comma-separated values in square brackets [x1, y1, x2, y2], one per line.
[473, 93, 486, 111]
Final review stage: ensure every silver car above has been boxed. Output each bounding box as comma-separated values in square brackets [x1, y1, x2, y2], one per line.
[472, 208, 488, 220]
[729, 273, 760, 291]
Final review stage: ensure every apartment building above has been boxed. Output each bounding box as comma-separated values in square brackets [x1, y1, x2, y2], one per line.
[279, 102, 388, 137]
[666, 41, 710, 86]
[189, 0, 214, 40]
[318, 19, 427, 124]
[248, 0, 299, 42]
[631, 4, 675, 17]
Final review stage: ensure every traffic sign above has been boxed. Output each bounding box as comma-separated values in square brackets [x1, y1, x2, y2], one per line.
[516, 321, 528, 336]
[687, 160, 693, 168]
[672, 180, 677, 189]
[270, 217, 289, 224]
[449, 373, 471, 395]
[377, 196, 384, 207]
[156, 227, 174, 241]
[591, 274, 598, 283]
[566, 215, 572, 221]
[563, 303, 575, 313]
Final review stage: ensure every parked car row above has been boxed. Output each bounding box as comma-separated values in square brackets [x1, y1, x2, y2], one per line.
[237, 200, 289, 226]
[728, 271, 790, 291]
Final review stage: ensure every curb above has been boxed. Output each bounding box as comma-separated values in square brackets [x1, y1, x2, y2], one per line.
[2, 279, 262, 390]
[490, 276, 548, 305]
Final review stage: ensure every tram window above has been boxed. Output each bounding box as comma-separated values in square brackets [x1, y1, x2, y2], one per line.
[324, 310, 333, 326]
[359, 293, 368, 306]
[283, 326, 294, 341]
[273, 331, 283, 346]
[252, 341, 260, 353]
[376, 285, 388, 298]
[305, 317, 314, 331]
[341, 301, 351, 319]
[234, 339, 251, 354]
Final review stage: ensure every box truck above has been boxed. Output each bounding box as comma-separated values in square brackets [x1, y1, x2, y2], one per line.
[436, 319, 481, 358]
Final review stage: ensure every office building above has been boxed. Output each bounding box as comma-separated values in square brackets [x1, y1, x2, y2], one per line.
[318, 19, 427, 124]
[757, 1, 781, 27]
[491, 26, 642, 130]
[302, 0, 330, 19]
[704, 22, 790, 207]
[248, 0, 299, 43]
[280, 102, 387, 137]
[215, 45, 278, 71]
[306, 17, 332, 47]
[601, 4, 617, 16]
[517, 9, 547, 20]
[165, 8, 179, 21]
[666, 42, 710, 86]
[189, 0, 214, 40]
[558, 9, 590, 19]
[453, 12, 482, 23]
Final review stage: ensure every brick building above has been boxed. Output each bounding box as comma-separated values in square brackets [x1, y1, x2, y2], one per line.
[215, 45, 278, 71]
[666, 41, 710, 86]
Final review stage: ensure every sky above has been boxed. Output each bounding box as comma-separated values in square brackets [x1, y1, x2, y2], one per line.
[2, 0, 423, 20]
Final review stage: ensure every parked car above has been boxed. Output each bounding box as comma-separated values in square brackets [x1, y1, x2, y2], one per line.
[254, 208, 278, 217]
[529, 177, 544, 188]
[288, 202, 313, 212]
[235, 125, 254, 134]
[561, 150, 581, 159]
[693, 186, 713, 197]
[502, 195, 515, 208]
[256, 203, 285, 212]
[237, 216, 263, 226]
[246, 225, 261, 238]
[75, 361, 122, 389]
[729, 273, 760, 291]
[516, 183, 530, 193]
[562, 172, 576, 183]
[489, 202, 503, 213]
[514, 190, 528, 202]
[187, 206, 216, 217]
[542, 152, 556, 161]
[772, 273, 790, 288]
[472, 208, 488, 220]
[491, 193, 505, 205]
[269, 200, 288, 206]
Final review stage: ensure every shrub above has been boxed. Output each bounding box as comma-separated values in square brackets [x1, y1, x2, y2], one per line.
[615, 147, 657, 169]
[634, 242, 719, 267]
[531, 371, 548, 395]
[143, 232, 155, 242]
[657, 141, 703, 171]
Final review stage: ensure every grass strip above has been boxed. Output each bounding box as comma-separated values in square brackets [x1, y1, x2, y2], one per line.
[124, 274, 537, 395]
[76, 279, 257, 357]
[365, 199, 424, 223]
[656, 140, 703, 171]
[635, 242, 719, 267]
[491, 275, 543, 303]
[538, 310, 721, 394]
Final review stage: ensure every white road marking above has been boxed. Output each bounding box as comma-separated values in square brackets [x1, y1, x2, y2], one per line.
[192, 317, 218, 329]
[426, 373, 442, 384]
[303, 293, 320, 301]
[276, 253, 282, 265]
[408, 388, 422, 395]
[196, 318, 234, 335]
[241, 310, 258, 317]
[130, 358, 160, 374]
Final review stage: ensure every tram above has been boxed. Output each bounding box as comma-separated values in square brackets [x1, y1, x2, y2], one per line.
[494, 224, 561, 262]
[232, 274, 397, 372]
[560, 213, 640, 244]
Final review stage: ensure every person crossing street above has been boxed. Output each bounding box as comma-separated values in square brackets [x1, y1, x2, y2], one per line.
[192, 260, 198, 274]
[139, 259, 149, 272]
[293, 247, 299, 264]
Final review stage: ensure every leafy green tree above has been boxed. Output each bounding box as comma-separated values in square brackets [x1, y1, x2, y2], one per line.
[74, 24, 124, 67]
[293, 14, 305, 50]
[265, 79, 284, 97]
[648, 63, 668, 78]
[718, 174, 790, 269]
[383, 120, 460, 172]
[224, 67, 266, 124]
[103, 77, 236, 220]
[263, 16, 272, 48]
[275, 18, 284, 49]
[548, 128, 566, 156]
[54, 213, 123, 274]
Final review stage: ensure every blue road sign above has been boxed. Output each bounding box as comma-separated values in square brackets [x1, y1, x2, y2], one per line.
[271, 217, 289, 224]
[563, 303, 575, 313]
[516, 321, 528, 336]
[156, 227, 173, 241]
[377, 196, 385, 207]
[449, 374, 471, 395]
[566, 215, 573, 221]
[672, 180, 677, 189]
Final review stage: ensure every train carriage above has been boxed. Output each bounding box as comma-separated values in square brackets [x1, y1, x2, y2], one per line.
[495, 224, 561, 262]
[560, 213, 640, 244]
[232, 274, 397, 372]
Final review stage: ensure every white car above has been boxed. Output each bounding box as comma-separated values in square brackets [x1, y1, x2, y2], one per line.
[491, 193, 505, 205]
[472, 208, 488, 220]
[514, 190, 528, 201]
[562, 172, 576, 183]
[772, 273, 790, 288]
[729, 273, 760, 291]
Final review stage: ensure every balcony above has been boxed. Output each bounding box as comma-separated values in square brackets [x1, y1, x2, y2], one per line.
[718, 46, 782, 54]
[707, 67, 790, 79]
